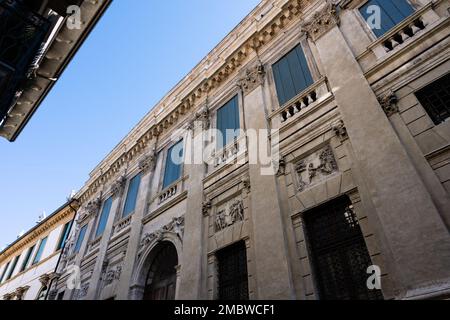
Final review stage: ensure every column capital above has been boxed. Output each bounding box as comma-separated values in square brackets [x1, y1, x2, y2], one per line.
[238, 64, 265, 96]
[302, 3, 340, 42]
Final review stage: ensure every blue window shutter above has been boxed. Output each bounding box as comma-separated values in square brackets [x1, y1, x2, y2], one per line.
[217, 95, 240, 148]
[20, 245, 35, 272]
[360, 0, 414, 37]
[163, 140, 184, 189]
[122, 174, 142, 217]
[272, 44, 314, 106]
[74, 225, 87, 253]
[95, 197, 113, 237]
[32, 237, 47, 265]
[57, 221, 72, 250]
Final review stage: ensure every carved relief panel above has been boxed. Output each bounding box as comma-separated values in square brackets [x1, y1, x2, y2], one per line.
[294, 144, 339, 192]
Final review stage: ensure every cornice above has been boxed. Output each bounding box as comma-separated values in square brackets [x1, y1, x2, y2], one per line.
[0, 202, 78, 264]
[76, 0, 316, 205]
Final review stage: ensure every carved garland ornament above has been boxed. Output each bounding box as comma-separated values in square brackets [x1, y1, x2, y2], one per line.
[103, 265, 122, 286]
[138, 149, 157, 174]
[138, 216, 185, 256]
[110, 175, 127, 198]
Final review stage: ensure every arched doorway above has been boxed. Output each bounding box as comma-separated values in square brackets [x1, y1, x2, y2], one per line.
[143, 241, 178, 300]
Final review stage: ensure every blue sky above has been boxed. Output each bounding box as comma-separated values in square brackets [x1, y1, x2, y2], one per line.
[0, 0, 260, 249]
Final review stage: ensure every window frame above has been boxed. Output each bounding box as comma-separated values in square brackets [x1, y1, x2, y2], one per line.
[32, 237, 48, 266]
[121, 172, 143, 218]
[94, 196, 113, 238]
[5, 255, 20, 281]
[20, 244, 36, 272]
[214, 94, 242, 150]
[161, 139, 185, 190]
[266, 39, 318, 110]
[414, 72, 450, 126]
[56, 221, 72, 251]
[73, 224, 88, 254]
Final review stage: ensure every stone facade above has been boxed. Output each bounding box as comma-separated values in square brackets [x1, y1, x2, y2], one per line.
[51, 0, 450, 300]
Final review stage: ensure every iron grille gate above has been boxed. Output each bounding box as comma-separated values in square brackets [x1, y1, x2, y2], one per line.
[415, 73, 450, 125]
[217, 241, 249, 300]
[303, 196, 383, 300]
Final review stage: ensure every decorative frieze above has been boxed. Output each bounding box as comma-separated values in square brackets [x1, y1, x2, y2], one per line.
[295, 145, 339, 192]
[215, 200, 245, 232]
[77, 198, 101, 222]
[103, 265, 122, 286]
[302, 3, 340, 42]
[378, 91, 399, 117]
[238, 64, 265, 95]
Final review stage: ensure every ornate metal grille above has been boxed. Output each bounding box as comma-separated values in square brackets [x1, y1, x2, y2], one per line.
[217, 241, 249, 300]
[0, 0, 50, 120]
[415, 73, 450, 125]
[303, 196, 383, 300]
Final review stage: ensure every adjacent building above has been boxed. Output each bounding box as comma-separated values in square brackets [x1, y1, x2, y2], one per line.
[0, 0, 111, 141]
[45, 0, 450, 300]
[0, 200, 78, 300]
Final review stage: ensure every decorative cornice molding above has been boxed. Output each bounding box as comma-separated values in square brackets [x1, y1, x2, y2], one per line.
[302, 3, 340, 42]
[238, 64, 266, 95]
[378, 91, 399, 117]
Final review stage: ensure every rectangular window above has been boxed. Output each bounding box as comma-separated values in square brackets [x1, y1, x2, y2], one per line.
[359, 0, 414, 37]
[57, 221, 72, 251]
[5, 255, 20, 281]
[32, 237, 48, 265]
[217, 241, 249, 300]
[95, 197, 113, 238]
[272, 44, 314, 106]
[162, 140, 184, 189]
[0, 262, 10, 283]
[122, 173, 142, 217]
[74, 225, 87, 254]
[415, 73, 450, 125]
[216, 95, 240, 149]
[20, 245, 35, 272]
[303, 196, 383, 300]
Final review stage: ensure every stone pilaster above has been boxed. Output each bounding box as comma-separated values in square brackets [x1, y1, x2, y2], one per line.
[311, 19, 450, 298]
[115, 166, 154, 300]
[85, 195, 121, 300]
[177, 120, 208, 299]
[241, 67, 295, 299]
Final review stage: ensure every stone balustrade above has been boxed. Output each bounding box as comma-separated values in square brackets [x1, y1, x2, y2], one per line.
[113, 215, 132, 235]
[275, 77, 330, 124]
[158, 184, 178, 204]
[369, 4, 439, 58]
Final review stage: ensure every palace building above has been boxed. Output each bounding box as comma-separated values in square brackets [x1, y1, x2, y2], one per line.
[48, 0, 450, 300]
[0, 200, 78, 300]
[0, 0, 111, 141]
